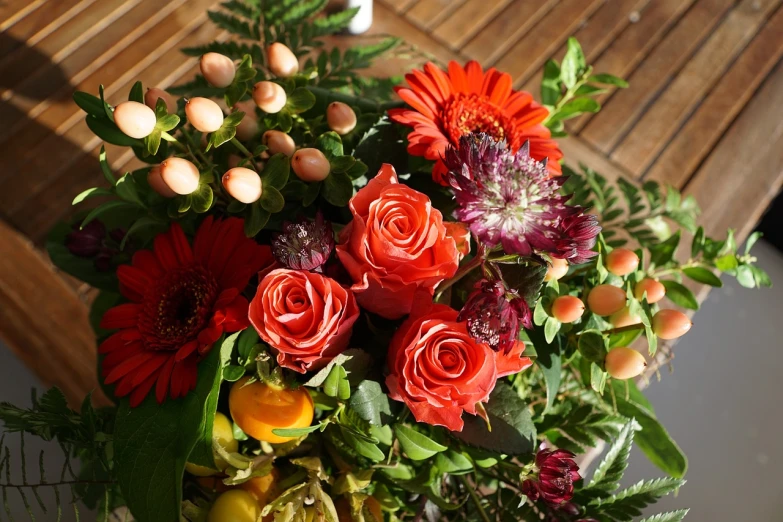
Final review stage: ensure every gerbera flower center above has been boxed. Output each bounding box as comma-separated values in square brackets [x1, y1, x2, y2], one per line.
[442, 93, 520, 149]
[139, 264, 219, 350]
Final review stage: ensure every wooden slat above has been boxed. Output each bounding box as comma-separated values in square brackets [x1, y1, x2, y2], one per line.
[0, 0, 95, 57]
[494, 0, 605, 86]
[461, 0, 558, 65]
[610, 0, 783, 176]
[579, 0, 734, 154]
[406, 0, 466, 30]
[558, 135, 636, 183]
[645, 5, 783, 188]
[378, 0, 419, 14]
[432, 0, 513, 51]
[0, 0, 46, 31]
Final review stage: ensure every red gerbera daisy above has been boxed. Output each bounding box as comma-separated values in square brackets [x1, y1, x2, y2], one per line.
[388, 61, 563, 184]
[98, 217, 271, 407]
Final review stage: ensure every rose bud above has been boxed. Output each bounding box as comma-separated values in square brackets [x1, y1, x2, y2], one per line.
[544, 257, 569, 282]
[147, 165, 177, 198]
[262, 130, 296, 157]
[185, 97, 224, 133]
[272, 212, 335, 272]
[605, 347, 647, 379]
[65, 220, 106, 258]
[609, 306, 641, 328]
[652, 309, 692, 340]
[444, 222, 470, 259]
[160, 157, 200, 195]
[605, 247, 639, 277]
[266, 42, 299, 78]
[550, 295, 584, 323]
[222, 167, 262, 204]
[587, 284, 626, 316]
[326, 101, 357, 135]
[200, 52, 235, 88]
[113, 101, 156, 139]
[252, 81, 287, 114]
[458, 280, 532, 353]
[144, 87, 176, 113]
[291, 148, 330, 182]
[634, 277, 665, 303]
[233, 100, 258, 141]
[522, 446, 581, 507]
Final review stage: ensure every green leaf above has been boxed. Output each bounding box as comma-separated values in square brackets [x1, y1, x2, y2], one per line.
[46, 222, 119, 292]
[272, 425, 320, 438]
[579, 330, 608, 362]
[574, 84, 606, 96]
[304, 349, 371, 387]
[339, 426, 385, 461]
[691, 226, 704, 258]
[682, 267, 722, 287]
[345, 159, 368, 180]
[591, 362, 607, 394]
[736, 264, 756, 288]
[72, 187, 114, 205]
[81, 201, 137, 229]
[608, 328, 642, 349]
[258, 186, 285, 213]
[73, 91, 107, 118]
[541, 59, 562, 106]
[749, 265, 773, 288]
[261, 153, 290, 190]
[453, 383, 536, 455]
[589, 477, 686, 521]
[323, 364, 348, 398]
[528, 326, 562, 411]
[302, 180, 321, 206]
[544, 316, 561, 343]
[143, 129, 163, 156]
[244, 203, 270, 237]
[121, 216, 166, 250]
[588, 421, 634, 492]
[435, 450, 473, 475]
[286, 87, 316, 113]
[207, 123, 237, 150]
[86, 116, 142, 147]
[98, 146, 117, 186]
[222, 365, 246, 382]
[191, 184, 214, 213]
[638, 509, 690, 522]
[744, 231, 763, 254]
[115, 173, 144, 206]
[393, 424, 447, 460]
[496, 262, 546, 308]
[129, 81, 144, 103]
[589, 73, 629, 88]
[329, 155, 356, 173]
[660, 280, 699, 310]
[551, 97, 600, 121]
[322, 171, 353, 207]
[315, 131, 343, 158]
[649, 231, 680, 267]
[714, 254, 739, 272]
[348, 381, 391, 426]
[560, 37, 587, 89]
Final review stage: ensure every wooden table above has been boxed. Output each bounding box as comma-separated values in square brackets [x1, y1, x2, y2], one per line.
[1, 0, 782, 406]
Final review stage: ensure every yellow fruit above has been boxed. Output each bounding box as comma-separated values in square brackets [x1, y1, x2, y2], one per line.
[185, 412, 239, 476]
[200, 52, 236, 88]
[253, 81, 287, 114]
[544, 257, 568, 282]
[605, 347, 647, 379]
[233, 100, 258, 141]
[550, 295, 584, 323]
[207, 490, 260, 522]
[229, 377, 314, 444]
[147, 165, 176, 198]
[609, 306, 641, 328]
[326, 101, 357, 135]
[263, 130, 296, 157]
[652, 309, 692, 340]
[634, 278, 665, 304]
[144, 87, 176, 113]
[160, 157, 200, 195]
[605, 248, 640, 277]
[267, 42, 299, 78]
[113, 101, 156, 139]
[186, 97, 224, 133]
[587, 284, 626, 316]
[239, 468, 279, 506]
[222, 167, 262, 204]
[291, 148, 330, 182]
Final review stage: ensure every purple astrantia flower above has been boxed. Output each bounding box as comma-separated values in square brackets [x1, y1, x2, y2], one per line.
[522, 446, 581, 507]
[272, 212, 335, 272]
[442, 133, 600, 263]
[65, 220, 106, 258]
[457, 279, 532, 353]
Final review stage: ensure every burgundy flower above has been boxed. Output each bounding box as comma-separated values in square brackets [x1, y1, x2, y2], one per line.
[458, 280, 532, 353]
[522, 447, 581, 507]
[66, 220, 106, 258]
[554, 214, 600, 265]
[272, 212, 335, 272]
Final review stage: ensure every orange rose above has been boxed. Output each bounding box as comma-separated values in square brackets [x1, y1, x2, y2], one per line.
[249, 268, 359, 373]
[444, 222, 471, 259]
[336, 164, 459, 319]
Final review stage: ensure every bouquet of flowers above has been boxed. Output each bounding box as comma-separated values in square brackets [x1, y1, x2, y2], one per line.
[0, 2, 772, 521]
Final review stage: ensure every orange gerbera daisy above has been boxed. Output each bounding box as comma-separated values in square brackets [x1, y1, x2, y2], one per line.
[98, 217, 271, 407]
[388, 61, 563, 184]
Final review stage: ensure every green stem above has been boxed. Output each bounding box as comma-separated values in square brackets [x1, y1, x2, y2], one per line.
[230, 137, 259, 170]
[434, 255, 482, 300]
[179, 127, 211, 167]
[598, 323, 645, 336]
[460, 475, 491, 522]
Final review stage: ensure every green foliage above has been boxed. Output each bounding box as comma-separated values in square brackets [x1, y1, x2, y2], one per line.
[589, 477, 686, 521]
[539, 403, 626, 455]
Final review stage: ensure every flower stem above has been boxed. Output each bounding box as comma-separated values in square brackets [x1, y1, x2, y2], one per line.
[460, 475, 491, 522]
[231, 137, 260, 170]
[179, 127, 211, 167]
[435, 255, 482, 300]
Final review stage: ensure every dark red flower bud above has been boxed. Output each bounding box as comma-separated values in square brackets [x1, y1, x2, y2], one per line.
[65, 220, 106, 258]
[458, 280, 532, 353]
[272, 212, 335, 272]
[523, 446, 581, 507]
[555, 213, 601, 265]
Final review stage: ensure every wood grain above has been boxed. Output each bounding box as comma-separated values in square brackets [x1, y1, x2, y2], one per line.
[0, 0, 96, 56]
[406, 0, 466, 30]
[432, 0, 513, 50]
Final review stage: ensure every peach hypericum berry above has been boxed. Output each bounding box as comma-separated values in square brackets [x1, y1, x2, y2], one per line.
[263, 130, 296, 157]
[609, 306, 641, 328]
[144, 87, 176, 113]
[605, 347, 647, 379]
[160, 157, 200, 195]
[606, 248, 640, 277]
[147, 165, 177, 198]
[267, 42, 299, 78]
[292, 148, 330, 182]
[200, 52, 236, 88]
[185, 97, 224, 133]
[550, 295, 585, 323]
[634, 278, 666, 304]
[113, 101, 156, 139]
[587, 284, 627, 316]
[253, 81, 287, 114]
[652, 309, 692, 340]
[222, 167, 262, 204]
[326, 101, 357, 135]
[544, 257, 569, 282]
[233, 100, 258, 141]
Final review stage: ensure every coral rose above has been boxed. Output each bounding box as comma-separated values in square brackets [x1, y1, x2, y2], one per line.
[249, 268, 359, 373]
[336, 164, 459, 319]
[386, 303, 532, 431]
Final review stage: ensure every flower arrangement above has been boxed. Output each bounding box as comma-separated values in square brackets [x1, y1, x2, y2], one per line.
[0, 2, 772, 522]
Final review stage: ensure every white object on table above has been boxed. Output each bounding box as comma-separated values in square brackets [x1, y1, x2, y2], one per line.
[346, 0, 373, 34]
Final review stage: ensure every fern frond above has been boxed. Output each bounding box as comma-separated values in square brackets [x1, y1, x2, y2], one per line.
[208, 10, 259, 40]
[182, 41, 263, 63]
[311, 7, 359, 36]
[221, 0, 258, 19]
[587, 420, 635, 492]
[589, 477, 686, 521]
[639, 509, 690, 522]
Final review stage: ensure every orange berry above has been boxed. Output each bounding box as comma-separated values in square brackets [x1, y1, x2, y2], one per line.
[147, 165, 177, 198]
[605, 347, 647, 379]
[544, 257, 568, 282]
[252, 81, 287, 114]
[229, 377, 314, 444]
[144, 87, 176, 113]
[233, 100, 258, 141]
[200, 52, 236, 88]
[160, 157, 200, 195]
[652, 309, 692, 340]
[207, 490, 260, 522]
[326, 101, 357, 135]
[263, 130, 296, 157]
[266, 42, 299, 78]
[605, 248, 640, 277]
[291, 148, 330, 182]
[186, 97, 224, 133]
[551, 295, 584, 323]
[222, 167, 262, 204]
[113, 101, 156, 139]
[609, 306, 641, 328]
[634, 278, 665, 304]
[587, 284, 626, 316]
[240, 468, 279, 506]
